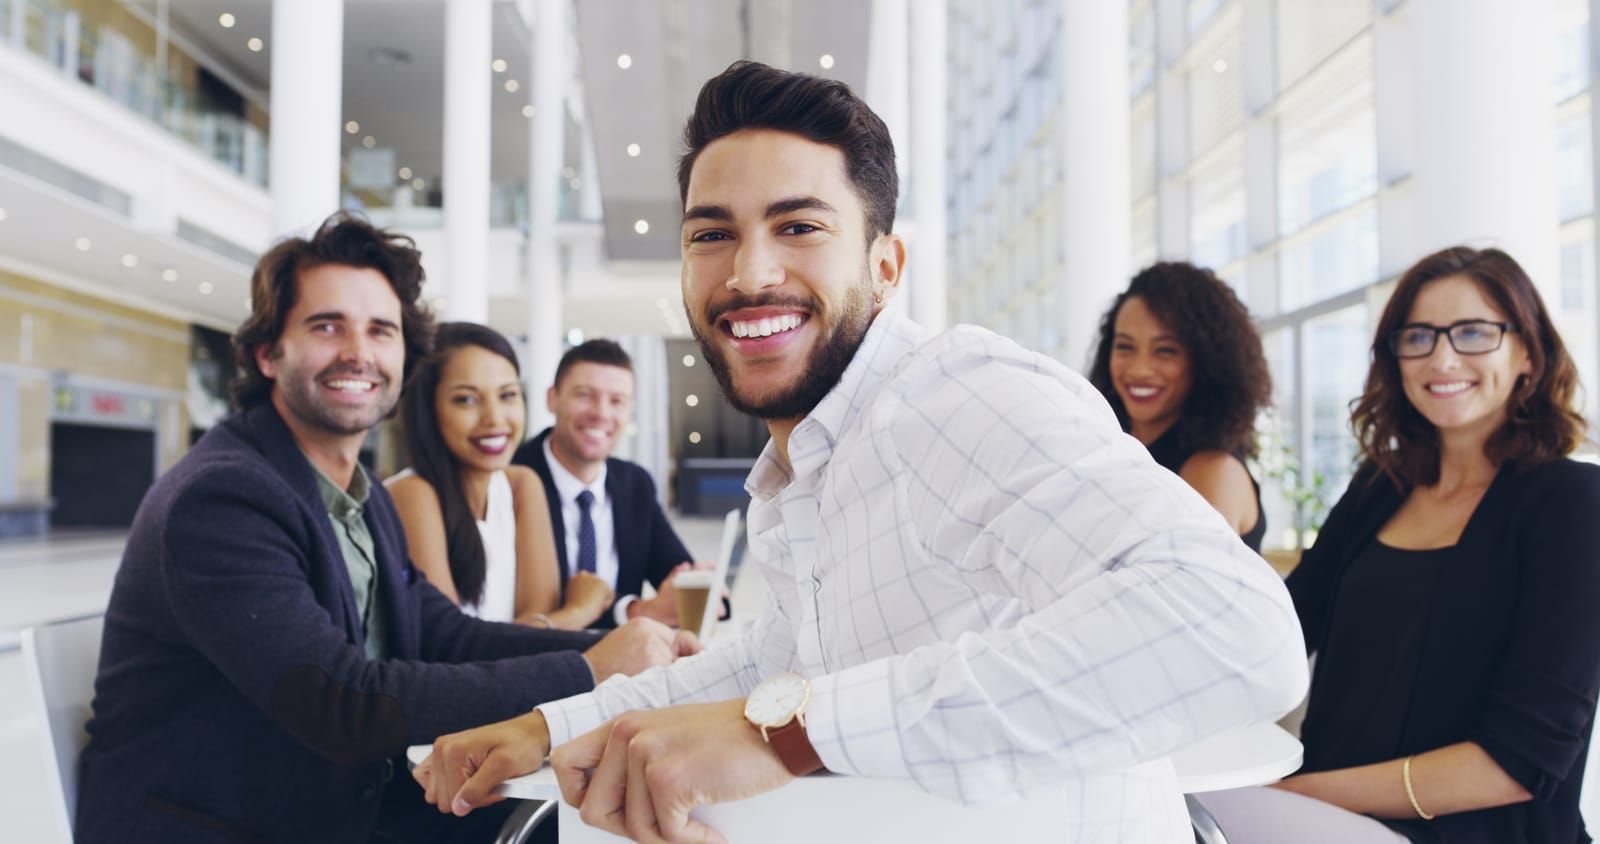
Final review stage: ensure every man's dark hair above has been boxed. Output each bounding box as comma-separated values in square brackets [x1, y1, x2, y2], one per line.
[677, 60, 899, 241]
[553, 338, 633, 389]
[230, 211, 434, 409]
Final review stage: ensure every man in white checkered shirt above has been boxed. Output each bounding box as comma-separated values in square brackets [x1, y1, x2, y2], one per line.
[417, 60, 1308, 842]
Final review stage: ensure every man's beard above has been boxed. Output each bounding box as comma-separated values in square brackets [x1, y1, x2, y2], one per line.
[691, 273, 875, 421]
[276, 359, 398, 436]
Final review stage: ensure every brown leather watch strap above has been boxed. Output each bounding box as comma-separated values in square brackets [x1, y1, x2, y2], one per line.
[765, 717, 824, 776]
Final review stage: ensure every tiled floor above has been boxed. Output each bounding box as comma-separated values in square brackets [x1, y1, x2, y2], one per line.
[0, 514, 765, 844]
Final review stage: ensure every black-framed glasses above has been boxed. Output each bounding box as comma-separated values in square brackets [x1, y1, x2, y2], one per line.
[1387, 320, 1516, 359]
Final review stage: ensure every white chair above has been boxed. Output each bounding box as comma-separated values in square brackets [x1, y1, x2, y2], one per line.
[20, 612, 105, 844]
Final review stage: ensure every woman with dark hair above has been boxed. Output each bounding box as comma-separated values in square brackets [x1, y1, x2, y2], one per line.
[1200, 246, 1600, 843]
[388, 323, 615, 629]
[1088, 261, 1273, 550]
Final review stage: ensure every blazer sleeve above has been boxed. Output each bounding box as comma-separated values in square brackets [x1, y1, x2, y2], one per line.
[1469, 462, 1600, 799]
[158, 468, 596, 769]
[1285, 462, 1383, 657]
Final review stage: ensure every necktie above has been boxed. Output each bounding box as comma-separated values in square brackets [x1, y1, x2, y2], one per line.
[575, 489, 597, 574]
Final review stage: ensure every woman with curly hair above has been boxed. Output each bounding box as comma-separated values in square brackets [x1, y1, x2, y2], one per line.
[1199, 246, 1600, 842]
[1088, 261, 1273, 551]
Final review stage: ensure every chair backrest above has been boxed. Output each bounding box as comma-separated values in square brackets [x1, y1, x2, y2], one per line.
[20, 613, 105, 842]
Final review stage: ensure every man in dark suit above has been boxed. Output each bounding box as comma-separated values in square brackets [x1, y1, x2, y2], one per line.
[513, 341, 708, 629]
[74, 214, 694, 844]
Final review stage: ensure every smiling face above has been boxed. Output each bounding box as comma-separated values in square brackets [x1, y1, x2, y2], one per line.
[256, 263, 404, 445]
[546, 361, 634, 480]
[434, 344, 525, 475]
[1107, 295, 1194, 443]
[1399, 274, 1531, 444]
[680, 128, 902, 421]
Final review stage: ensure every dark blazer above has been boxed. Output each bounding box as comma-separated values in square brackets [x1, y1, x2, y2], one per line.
[513, 428, 693, 629]
[76, 403, 600, 844]
[1288, 458, 1600, 844]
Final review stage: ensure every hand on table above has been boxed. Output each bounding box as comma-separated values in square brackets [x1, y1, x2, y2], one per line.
[566, 570, 616, 614]
[629, 562, 730, 626]
[551, 699, 795, 844]
[584, 617, 701, 683]
[414, 709, 552, 816]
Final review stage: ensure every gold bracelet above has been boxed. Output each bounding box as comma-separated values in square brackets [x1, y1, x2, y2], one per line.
[529, 613, 553, 629]
[1403, 755, 1435, 820]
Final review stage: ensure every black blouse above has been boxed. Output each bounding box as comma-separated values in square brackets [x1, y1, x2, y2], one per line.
[1288, 459, 1600, 843]
[1145, 424, 1266, 552]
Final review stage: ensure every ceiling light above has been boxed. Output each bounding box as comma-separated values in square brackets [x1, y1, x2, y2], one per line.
[398, 166, 412, 180]
[345, 120, 359, 134]
[634, 219, 650, 234]
[566, 328, 584, 346]
[120, 254, 138, 268]
[492, 58, 507, 73]
[218, 13, 235, 28]
[162, 268, 178, 282]
[522, 105, 535, 118]
[362, 135, 376, 149]
[616, 53, 632, 70]
[562, 166, 576, 179]
[411, 177, 426, 191]
[74, 237, 91, 252]
[626, 143, 640, 157]
[1213, 58, 1228, 73]
[685, 394, 699, 407]
[688, 432, 702, 444]
[568, 177, 581, 190]
[503, 79, 519, 93]
[247, 37, 263, 52]
[819, 54, 835, 69]
[198, 282, 215, 295]
[682, 354, 695, 367]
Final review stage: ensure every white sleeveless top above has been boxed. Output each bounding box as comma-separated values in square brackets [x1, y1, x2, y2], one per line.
[386, 468, 518, 622]
[467, 470, 518, 622]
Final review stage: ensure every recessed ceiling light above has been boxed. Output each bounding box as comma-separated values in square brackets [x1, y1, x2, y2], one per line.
[561, 166, 576, 179]
[218, 13, 236, 28]
[616, 53, 632, 70]
[492, 58, 507, 73]
[362, 135, 376, 149]
[398, 166, 412, 180]
[504, 79, 519, 93]
[634, 219, 650, 234]
[74, 237, 91, 252]
[162, 268, 178, 282]
[688, 432, 702, 444]
[522, 105, 535, 118]
[685, 394, 699, 407]
[568, 177, 582, 190]
[345, 120, 359, 134]
[247, 37, 263, 52]
[566, 328, 584, 346]
[412, 177, 426, 191]
[682, 354, 695, 368]
[819, 54, 835, 69]
[1213, 58, 1228, 73]
[198, 282, 215, 295]
[120, 254, 138, 268]
[626, 143, 640, 157]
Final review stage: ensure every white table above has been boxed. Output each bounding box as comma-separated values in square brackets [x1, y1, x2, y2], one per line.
[407, 722, 1300, 842]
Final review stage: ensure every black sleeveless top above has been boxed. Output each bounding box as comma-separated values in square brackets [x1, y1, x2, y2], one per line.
[1145, 424, 1266, 552]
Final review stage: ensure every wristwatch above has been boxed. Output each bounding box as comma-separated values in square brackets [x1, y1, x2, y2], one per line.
[744, 672, 824, 776]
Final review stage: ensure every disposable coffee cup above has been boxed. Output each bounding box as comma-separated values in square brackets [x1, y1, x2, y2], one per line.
[673, 569, 716, 632]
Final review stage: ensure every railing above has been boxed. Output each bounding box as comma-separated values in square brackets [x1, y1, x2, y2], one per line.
[0, 0, 269, 186]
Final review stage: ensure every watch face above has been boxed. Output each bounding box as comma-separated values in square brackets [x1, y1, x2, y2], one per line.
[745, 673, 809, 727]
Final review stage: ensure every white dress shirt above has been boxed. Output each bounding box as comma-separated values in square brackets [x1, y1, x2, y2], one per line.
[538, 308, 1308, 841]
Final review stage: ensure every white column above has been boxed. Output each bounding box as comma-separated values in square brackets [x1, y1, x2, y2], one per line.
[268, 0, 343, 238]
[866, 0, 910, 193]
[525, 0, 567, 432]
[443, 0, 493, 323]
[1059, 0, 1131, 370]
[1153, 0, 1189, 260]
[1241, 0, 1279, 312]
[907, 0, 947, 331]
[1408, 0, 1557, 282]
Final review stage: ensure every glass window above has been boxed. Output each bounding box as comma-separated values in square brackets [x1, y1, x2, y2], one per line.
[1558, 233, 1598, 420]
[1554, 0, 1590, 102]
[1256, 329, 1298, 550]
[1302, 304, 1370, 529]
[1191, 158, 1246, 271]
[1278, 212, 1379, 312]
[1187, 30, 1243, 157]
[1275, 0, 1370, 91]
[1188, 0, 1224, 36]
[1131, 100, 1158, 202]
[1130, 2, 1156, 100]
[1278, 88, 1376, 235]
[1556, 108, 1593, 222]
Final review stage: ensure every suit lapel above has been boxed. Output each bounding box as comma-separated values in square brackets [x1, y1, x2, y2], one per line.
[604, 462, 642, 598]
[530, 429, 572, 590]
[365, 476, 420, 659]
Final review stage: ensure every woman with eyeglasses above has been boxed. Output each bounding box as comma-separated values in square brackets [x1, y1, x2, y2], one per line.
[1199, 246, 1600, 842]
[1087, 261, 1272, 550]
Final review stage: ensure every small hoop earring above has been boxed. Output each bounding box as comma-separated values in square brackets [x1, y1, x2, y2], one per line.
[873, 289, 884, 305]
